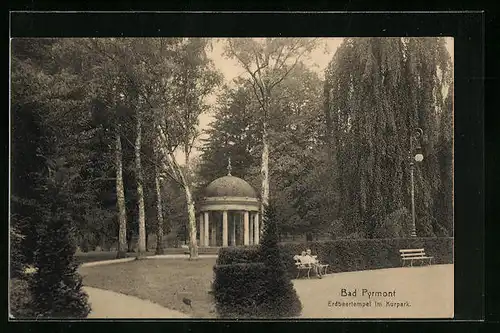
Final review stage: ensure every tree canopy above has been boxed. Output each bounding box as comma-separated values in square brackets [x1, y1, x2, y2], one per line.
[324, 37, 453, 237]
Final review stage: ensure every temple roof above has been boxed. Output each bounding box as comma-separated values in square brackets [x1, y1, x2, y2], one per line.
[204, 175, 257, 198]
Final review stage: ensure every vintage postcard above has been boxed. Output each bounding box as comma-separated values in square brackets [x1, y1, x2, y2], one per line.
[10, 28, 454, 319]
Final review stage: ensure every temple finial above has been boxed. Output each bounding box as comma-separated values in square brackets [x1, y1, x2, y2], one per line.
[227, 156, 232, 176]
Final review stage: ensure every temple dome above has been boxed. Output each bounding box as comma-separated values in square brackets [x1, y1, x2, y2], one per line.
[204, 175, 257, 198]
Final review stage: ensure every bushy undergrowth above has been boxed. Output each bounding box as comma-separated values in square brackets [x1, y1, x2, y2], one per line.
[10, 277, 34, 318]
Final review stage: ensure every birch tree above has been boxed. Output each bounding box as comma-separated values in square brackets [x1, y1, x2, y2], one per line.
[82, 39, 132, 258]
[153, 39, 221, 258]
[93, 38, 221, 259]
[223, 38, 318, 218]
[115, 122, 127, 257]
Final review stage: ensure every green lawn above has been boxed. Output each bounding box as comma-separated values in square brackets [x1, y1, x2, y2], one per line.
[79, 258, 217, 318]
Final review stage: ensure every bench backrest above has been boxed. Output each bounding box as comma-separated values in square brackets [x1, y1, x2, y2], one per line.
[399, 248, 426, 258]
[294, 255, 316, 267]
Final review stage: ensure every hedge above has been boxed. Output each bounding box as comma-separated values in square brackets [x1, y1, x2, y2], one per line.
[217, 237, 453, 279]
[213, 262, 267, 317]
[279, 237, 454, 276]
[216, 246, 261, 265]
[212, 262, 302, 318]
[217, 245, 296, 279]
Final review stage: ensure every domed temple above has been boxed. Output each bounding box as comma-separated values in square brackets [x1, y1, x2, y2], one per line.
[197, 159, 261, 247]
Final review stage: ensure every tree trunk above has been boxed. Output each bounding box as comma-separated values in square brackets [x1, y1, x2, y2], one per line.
[184, 184, 199, 259]
[260, 121, 270, 230]
[135, 114, 146, 256]
[115, 132, 127, 259]
[183, 145, 198, 259]
[156, 125, 198, 259]
[154, 165, 165, 255]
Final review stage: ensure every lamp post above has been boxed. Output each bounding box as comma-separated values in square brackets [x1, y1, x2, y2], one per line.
[409, 128, 424, 237]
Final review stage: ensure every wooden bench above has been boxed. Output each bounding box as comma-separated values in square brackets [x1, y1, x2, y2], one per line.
[312, 255, 329, 276]
[294, 255, 312, 279]
[399, 248, 434, 267]
[293, 255, 329, 278]
[317, 263, 329, 275]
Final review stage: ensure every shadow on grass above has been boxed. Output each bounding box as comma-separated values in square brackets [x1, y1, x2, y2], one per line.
[75, 251, 156, 264]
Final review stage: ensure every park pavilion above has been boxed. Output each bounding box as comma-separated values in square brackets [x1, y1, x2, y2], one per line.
[197, 160, 261, 247]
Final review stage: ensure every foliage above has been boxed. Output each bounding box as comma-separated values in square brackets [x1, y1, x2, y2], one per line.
[29, 162, 91, 318]
[199, 63, 336, 237]
[212, 203, 302, 318]
[325, 37, 453, 237]
[373, 207, 411, 238]
[212, 262, 268, 317]
[198, 83, 262, 187]
[223, 38, 319, 213]
[10, 219, 26, 279]
[87, 38, 222, 258]
[216, 246, 261, 265]
[279, 237, 454, 277]
[11, 38, 223, 260]
[9, 277, 34, 318]
[258, 203, 302, 317]
[11, 38, 122, 256]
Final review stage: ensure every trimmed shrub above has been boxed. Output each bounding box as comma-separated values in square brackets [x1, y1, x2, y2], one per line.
[212, 203, 302, 318]
[279, 237, 454, 277]
[258, 204, 302, 317]
[216, 246, 261, 265]
[213, 262, 268, 317]
[217, 245, 295, 278]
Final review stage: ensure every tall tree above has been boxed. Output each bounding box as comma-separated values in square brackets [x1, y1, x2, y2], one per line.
[224, 38, 318, 221]
[198, 82, 262, 187]
[200, 64, 334, 238]
[83, 39, 134, 257]
[324, 37, 453, 237]
[11, 38, 94, 317]
[92, 38, 222, 258]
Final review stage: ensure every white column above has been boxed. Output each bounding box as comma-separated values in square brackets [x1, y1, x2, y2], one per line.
[249, 214, 254, 245]
[222, 210, 228, 247]
[254, 213, 260, 245]
[204, 211, 209, 247]
[199, 213, 204, 247]
[243, 211, 249, 245]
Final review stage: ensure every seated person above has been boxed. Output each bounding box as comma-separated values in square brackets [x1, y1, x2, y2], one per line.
[301, 248, 323, 278]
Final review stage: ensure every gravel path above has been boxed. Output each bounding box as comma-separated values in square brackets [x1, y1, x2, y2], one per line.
[82, 257, 452, 319]
[293, 264, 454, 318]
[84, 286, 190, 318]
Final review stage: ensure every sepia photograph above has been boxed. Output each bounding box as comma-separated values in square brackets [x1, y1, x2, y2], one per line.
[9, 36, 454, 319]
